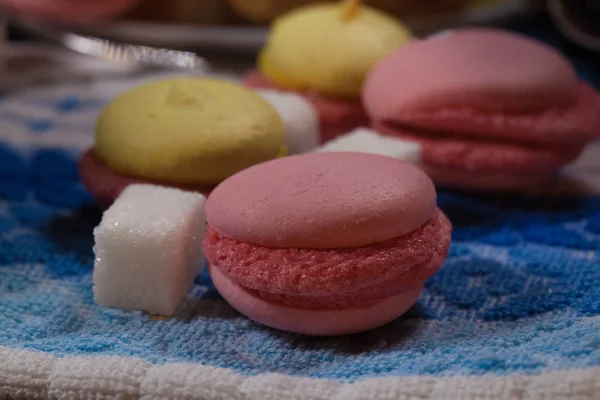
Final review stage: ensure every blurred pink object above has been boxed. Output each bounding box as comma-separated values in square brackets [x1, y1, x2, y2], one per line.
[1, 0, 139, 21]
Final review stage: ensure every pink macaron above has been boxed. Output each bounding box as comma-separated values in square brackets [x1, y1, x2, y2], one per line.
[363, 28, 600, 190]
[203, 152, 452, 336]
[243, 71, 369, 144]
[2, 0, 138, 21]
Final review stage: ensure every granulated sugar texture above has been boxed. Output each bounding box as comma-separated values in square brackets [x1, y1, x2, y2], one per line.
[93, 184, 206, 316]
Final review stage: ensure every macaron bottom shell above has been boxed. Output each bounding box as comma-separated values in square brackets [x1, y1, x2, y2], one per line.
[244, 70, 369, 143]
[78, 149, 215, 209]
[209, 263, 424, 336]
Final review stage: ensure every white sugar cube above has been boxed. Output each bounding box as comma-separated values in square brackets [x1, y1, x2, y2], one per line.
[316, 127, 422, 165]
[257, 89, 320, 154]
[93, 184, 206, 316]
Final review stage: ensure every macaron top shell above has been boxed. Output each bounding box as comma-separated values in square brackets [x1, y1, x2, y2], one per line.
[206, 152, 436, 249]
[95, 78, 284, 185]
[363, 28, 579, 119]
[259, 2, 412, 98]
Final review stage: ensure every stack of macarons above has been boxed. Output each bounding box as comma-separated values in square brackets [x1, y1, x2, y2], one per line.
[363, 28, 600, 190]
[244, 0, 413, 143]
[203, 152, 452, 335]
[79, 77, 286, 207]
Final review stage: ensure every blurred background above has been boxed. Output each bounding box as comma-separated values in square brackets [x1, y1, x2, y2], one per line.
[3, 0, 598, 86]
[12, 0, 536, 27]
[122, 0, 530, 25]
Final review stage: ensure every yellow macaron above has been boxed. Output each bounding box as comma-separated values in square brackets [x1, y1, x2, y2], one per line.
[259, 0, 413, 98]
[95, 77, 285, 185]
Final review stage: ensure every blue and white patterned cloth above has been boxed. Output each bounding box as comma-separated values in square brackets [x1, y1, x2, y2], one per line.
[0, 44, 599, 400]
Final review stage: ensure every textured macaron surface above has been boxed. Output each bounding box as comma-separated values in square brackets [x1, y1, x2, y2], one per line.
[364, 28, 579, 118]
[204, 209, 451, 309]
[95, 78, 284, 185]
[205, 152, 437, 249]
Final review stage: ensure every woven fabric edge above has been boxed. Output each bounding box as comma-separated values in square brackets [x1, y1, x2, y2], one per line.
[1, 347, 598, 400]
